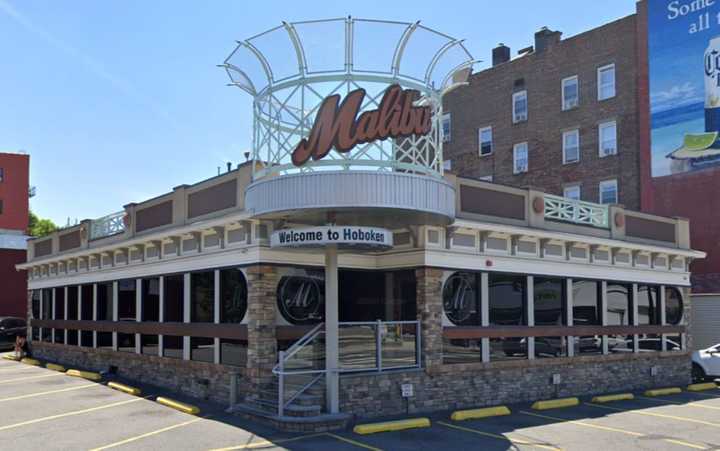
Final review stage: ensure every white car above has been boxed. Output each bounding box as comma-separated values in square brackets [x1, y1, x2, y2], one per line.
[692, 344, 720, 382]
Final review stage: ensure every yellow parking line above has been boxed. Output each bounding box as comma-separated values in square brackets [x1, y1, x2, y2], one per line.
[209, 433, 327, 451]
[0, 383, 96, 402]
[664, 439, 709, 450]
[585, 402, 720, 428]
[325, 433, 383, 451]
[438, 420, 562, 451]
[89, 416, 205, 451]
[0, 365, 41, 372]
[637, 395, 720, 411]
[0, 396, 146, 431]
[0, 373, 62, 385]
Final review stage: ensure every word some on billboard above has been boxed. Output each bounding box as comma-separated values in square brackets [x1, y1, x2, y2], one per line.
[291, 84, 433, 166]
[271, 226, 393, 249]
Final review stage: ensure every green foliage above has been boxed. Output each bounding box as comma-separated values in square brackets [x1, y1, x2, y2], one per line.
[28, 211, 57, 237]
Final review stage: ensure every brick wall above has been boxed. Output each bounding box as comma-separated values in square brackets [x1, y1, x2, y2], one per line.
[443, 15, 641, 209]
[0, 249, 27, 317]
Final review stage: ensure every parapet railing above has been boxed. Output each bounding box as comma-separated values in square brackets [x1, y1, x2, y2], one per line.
[544, 194, 609, 229]
[89, 211, 126, 240]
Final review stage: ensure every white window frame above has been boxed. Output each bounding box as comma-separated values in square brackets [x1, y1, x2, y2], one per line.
[441, 112, 451, 143]
[562, 129, 580, 164]
[512, 90, 528, 123]
[562, 75, 579, 110]
[599, 179, 618, 205]
[597, 64, 616, 101]
[513, 142, 528, 174]
[598, 120, 617, 157]
[563, 184, 581, 200]
[478, 126, 493, 156]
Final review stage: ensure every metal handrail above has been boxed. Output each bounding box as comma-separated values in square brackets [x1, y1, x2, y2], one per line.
[273, 322, 324, 373]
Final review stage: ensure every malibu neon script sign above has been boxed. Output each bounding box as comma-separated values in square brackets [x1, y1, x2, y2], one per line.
[291, 84, 433, 166]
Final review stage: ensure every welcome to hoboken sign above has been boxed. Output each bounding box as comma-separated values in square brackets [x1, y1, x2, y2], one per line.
[271, 226, 393, 249]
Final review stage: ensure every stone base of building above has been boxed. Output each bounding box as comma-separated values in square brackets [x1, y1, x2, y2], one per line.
[229, 404, 352, 433]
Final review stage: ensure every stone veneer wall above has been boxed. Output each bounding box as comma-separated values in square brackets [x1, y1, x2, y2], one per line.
[31, 342, 247, 405]
[340, 352, 691, 418]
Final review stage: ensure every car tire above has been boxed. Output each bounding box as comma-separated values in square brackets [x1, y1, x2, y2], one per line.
[692, 363, 707, 383]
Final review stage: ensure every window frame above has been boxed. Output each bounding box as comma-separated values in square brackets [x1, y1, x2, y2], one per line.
[562, 129, 580, 164]
[599, 179, 618, 205]
[512, 90, 528, 123]
[513, 142, 528, 174]
[561, 75, 579, 110]
[598, 120, 618, 157]
[478, 126, 493, 156]
[441, 112, 451, 143]
[597, 63, 616, 101]
[0, 167, 4, 182]
[563, 184, 581, 200]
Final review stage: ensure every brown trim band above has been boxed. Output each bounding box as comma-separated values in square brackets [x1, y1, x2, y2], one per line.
[443, 325, 685, 339]
[31, 319, 248, 340]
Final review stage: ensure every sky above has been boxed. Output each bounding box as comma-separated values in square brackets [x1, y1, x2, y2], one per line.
[0, 0, 638, 226]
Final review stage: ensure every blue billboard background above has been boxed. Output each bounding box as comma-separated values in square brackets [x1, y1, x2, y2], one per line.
[649, 0, 720, 177]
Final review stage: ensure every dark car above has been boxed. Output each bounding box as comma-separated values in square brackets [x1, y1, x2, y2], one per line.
[0, 317, 27, 350]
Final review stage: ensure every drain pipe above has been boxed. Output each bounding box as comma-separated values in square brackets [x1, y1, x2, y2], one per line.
[229, 371, 239, 408]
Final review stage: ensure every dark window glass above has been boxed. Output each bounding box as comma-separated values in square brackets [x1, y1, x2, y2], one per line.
[96, 282, 113, 321]
[54, 287, 65, 320]
[220, 269, 248, 323]
[572, 280, 602, 355]
[141, 335, 159, 355]
[164, 275, 185, 322]
[442, 272, 480, 326]
[490, 337, 528, 360]
[117, 333, 135, 352]
[81, 285, 93, 320]
[191, 272, 214, 323]
[489, 273, 526, 325]
[665, 287, 684, 325]
[607, 284, 632, 353]
[118, 280, 136, 321]
[54, 329, 65, 344]
[41, 329, 52, 342]
[142, 278, 160, 321]
[32, 328, 40, 342]
[534, 277, 566, 326]
[220, 339, 247, 366]
[163, 335, 183, 359]
[337, 269, 416, 322]
[535, 336, 568, 358]
[191, 337, 214, 362]
[67, 330, 78, 346]
[97, 332, 113, 348]
[81, 331, 93, 347]
[41, 288, 52, 319]
[67, 286, 79, 320]
[637, 286, 660, 325]
[31, 290, 40, 319]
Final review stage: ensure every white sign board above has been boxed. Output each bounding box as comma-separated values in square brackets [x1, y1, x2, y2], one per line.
[401, 383, 414, 398]
[271, 226, 393, 249]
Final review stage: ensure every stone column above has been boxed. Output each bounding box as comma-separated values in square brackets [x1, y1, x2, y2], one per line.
[415, 267, 444, 371]
[246, 265, 279, 391]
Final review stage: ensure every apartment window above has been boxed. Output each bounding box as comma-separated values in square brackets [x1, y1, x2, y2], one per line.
[563, 184, 581, 200]
[599, 179, 618, 204]
[512, 90, 528, 123]
[598, 120, 617, 157]
[0, 199, 3, 215]
[513, 142, 528, 174]
[0, 167, 4, 182]
[562, 129, 580, 164]
[478, 126, 493, 156]
[598, 64, 616, 100]
[562, 75, 579, 110]
[441, 112, 451, 143]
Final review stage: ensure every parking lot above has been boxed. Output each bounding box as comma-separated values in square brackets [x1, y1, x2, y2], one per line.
[2, 354, 720, 450]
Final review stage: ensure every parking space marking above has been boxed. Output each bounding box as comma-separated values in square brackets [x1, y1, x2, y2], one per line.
[636, 395, 720, 411]
[0, 365, 41, 372]
[89, 416, 205, 451]
[664, 439, 709, 450]
[325, 433, 383, 451]
[0, 396, 146, 432]
[585, 402, 720, 428]
[0, 373, 63, 385]
[437, 420, 562, 451]
[209, 433, 327, 450]
[0, 383, 96, 402]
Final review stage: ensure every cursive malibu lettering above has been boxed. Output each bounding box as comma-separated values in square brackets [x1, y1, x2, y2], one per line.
[291, 84, 432, 166]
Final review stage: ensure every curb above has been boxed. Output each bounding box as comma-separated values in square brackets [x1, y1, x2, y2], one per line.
[108, 381, 142, 396]
[21, 358, 41, 366]
[687, 382, 718, 392]
[45, 363, 66, 372]
[644, 387, 682, 397]
[156, 397, 200, 415]
[531, 397, 580, 410]
[590, 393, 634, 403]
[353, 418, 431, 435]
[451, 406, 511, 421]
[2, 354, 20, 361]
[66, 369, 102, 381]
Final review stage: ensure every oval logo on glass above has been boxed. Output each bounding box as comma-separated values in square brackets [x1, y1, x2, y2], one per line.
[276, 276, 324, 325]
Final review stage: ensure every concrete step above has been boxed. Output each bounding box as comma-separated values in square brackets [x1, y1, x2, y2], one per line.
[248, 398, 322, 418]
[257, 389, 324, 407]
[228, 403, 351, 433]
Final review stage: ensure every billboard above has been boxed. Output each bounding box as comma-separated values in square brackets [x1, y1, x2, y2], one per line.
[649, 0, 720, 177]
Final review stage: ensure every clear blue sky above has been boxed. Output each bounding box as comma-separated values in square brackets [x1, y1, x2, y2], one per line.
[0, 0, 637, 226]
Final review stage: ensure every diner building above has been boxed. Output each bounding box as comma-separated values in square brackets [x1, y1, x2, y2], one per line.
[17, 18, 705, 431]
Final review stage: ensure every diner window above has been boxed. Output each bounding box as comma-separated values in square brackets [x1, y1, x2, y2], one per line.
[41, 288, 52, 319]
[478, 126, 493, 156]
[117, 279, 137, 322]
[599, 179, 618, 204]
[164, 275, 185, 322]
[141, 335, 159, 355]
[96, 282, 113, 321]
[513, 90, 528, 123]
[563, 129, 580, 164]
[142, 278, 160, 322]
[117, 333, 136, 353]
[67, 286, 79, 320]
[598, 120, 617, 157]
[607, 284, 632, 353]
[163, 335, 183, 359]
[665, 287, 684, 325]
[81, 285, 93, 320]
[513, 142, 528, 174]
[31, 290, 40, 319]
[191, 271, 214, 322]
[597, 64, 616, 100]
[534, 278, 566, 326]
[636, 286, 660, 326]
[339, 270, 416, 322]
[442, 272, 482, 364]
[573, 280, 602, 355]
[220, 268, 248, 323]
[191, 337, 214, 363]
[54, 328, 65, 344]
[54, 287, 65, 320]
[562, 75, 579, 110]
[220, 339, 247, 366]
[441, 112, 451, 143]
[563, 184, 581, 200]
[489, 273, 527, 361]
[67, 329, 78, 346]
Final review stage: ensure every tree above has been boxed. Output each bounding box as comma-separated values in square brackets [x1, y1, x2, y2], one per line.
[28, 211, 57, 237]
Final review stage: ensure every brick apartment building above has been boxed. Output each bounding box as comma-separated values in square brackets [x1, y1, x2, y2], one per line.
[0, 152, 29, 318]
[443, 15, 641, 209]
